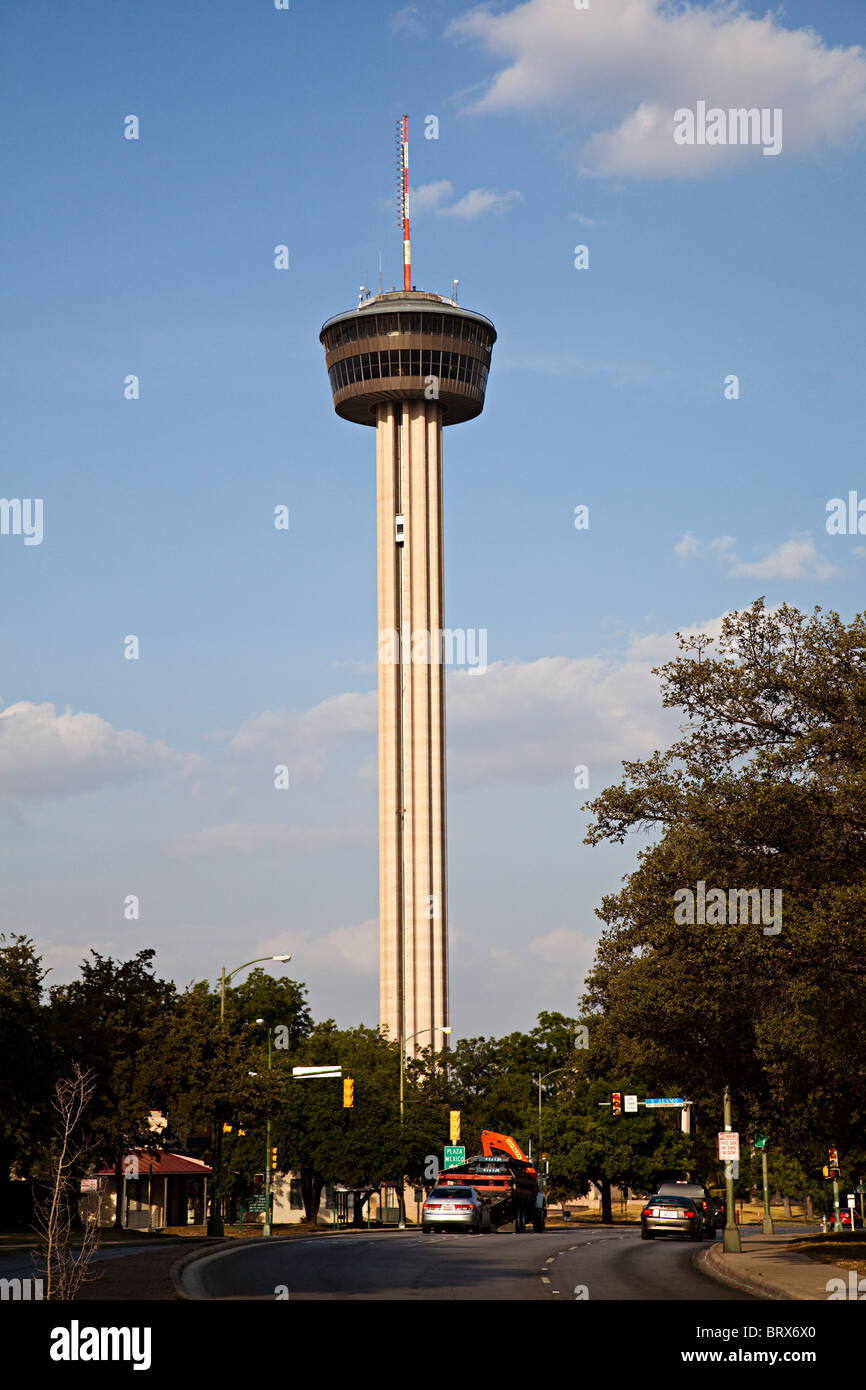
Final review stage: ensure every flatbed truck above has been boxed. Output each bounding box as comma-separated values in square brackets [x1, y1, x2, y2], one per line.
[439, 1130, 546, 1232]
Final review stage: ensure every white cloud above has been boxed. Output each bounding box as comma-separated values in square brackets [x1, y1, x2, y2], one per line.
[223, 619, 743, 794]
[40, 939, 118, 981]
[674, 530, 701, 559]
[412, 180, 455, 213]
[448, 0, 866, 178]
[412, 180, 524, 220]
[528, 926, 587, 968]
[726, 535, 839, 581]
[437, 187, 524, 219]
[710, 535, 737, 558]
[677, 532, 838, 580]
[227, 691, 376, 775]
[256, 919, 378, 976]
[0, 701, 191, 800]
[568, 211, 608, 228]
[388, 3, 426, 37]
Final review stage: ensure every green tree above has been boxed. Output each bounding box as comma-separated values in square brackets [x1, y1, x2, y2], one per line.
[447, 1012, 583, 1159]
[545, 1077, 693, 1222]
[49, 949, 175, 1225]
[0, 935, 53, 1225]
[582, 600, 866, 1158]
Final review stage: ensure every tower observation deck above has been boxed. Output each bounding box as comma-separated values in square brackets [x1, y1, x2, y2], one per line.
[319, 128, 496, 1057]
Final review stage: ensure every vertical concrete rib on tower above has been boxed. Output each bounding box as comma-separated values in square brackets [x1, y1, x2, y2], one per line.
[320, 291, 496, 1053]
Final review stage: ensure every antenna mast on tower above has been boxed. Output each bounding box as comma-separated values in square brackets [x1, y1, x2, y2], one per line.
[398, 114, 411, 291]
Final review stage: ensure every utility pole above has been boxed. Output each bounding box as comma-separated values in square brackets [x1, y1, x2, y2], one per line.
[832, 1174, 843, 1233]
[756, 1135, 774, 1234]
[263, 1024, 273, 1237]
[722, 1084, 742, 1254]
[208, 955, 290, 1237]
[398, 1026, 451, 1229]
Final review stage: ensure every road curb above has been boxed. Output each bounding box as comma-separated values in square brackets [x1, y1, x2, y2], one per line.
[173, 1235, 323, 1301]
[171, 1226, 439, 1300]
[695, 1242, 793, 1301]
[170, 1240, 235, 1300]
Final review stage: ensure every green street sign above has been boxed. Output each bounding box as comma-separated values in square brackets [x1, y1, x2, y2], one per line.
[755, 1136, 768, 1150]
[444, 1145, 465, 1169]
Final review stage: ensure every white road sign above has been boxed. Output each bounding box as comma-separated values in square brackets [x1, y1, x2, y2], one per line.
[717, 1132, 740, 1161]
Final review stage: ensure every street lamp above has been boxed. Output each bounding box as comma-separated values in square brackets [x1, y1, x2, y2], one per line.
[220, 955, 291, 1023]
[400, 1026, 452, 1124]
[207, 955, 292, 1237]
[532, 1067, 572, 1165]
[254, 1017, 274, 1238]
[398, 1026, 452, 1230]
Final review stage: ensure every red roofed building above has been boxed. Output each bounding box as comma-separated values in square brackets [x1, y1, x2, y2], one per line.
[82, 1152, 212, 1230]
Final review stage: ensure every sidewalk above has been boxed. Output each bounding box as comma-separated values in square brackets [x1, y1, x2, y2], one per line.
[698, 1228, 844, 1301]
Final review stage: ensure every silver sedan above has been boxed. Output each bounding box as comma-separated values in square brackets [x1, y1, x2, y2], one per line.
[421, 1185, 484, 1233]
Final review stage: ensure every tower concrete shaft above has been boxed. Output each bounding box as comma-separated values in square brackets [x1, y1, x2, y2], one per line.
[376, 399, 447, 1051]
[320, 289, 496, 1056]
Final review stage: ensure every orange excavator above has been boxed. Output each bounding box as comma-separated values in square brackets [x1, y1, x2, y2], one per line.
[439, 1130, 546, 1232]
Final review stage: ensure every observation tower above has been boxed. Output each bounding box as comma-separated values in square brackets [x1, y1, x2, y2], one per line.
[320, 117, 496, 1053]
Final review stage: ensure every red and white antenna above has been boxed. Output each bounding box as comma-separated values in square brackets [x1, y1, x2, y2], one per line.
[398, 114, 411, 292]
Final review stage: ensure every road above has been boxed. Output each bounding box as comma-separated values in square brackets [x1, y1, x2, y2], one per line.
[190, 1227, 755, 1301]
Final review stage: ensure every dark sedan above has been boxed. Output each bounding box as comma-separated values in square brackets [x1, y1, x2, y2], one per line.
[641, 1194, 705, 1241]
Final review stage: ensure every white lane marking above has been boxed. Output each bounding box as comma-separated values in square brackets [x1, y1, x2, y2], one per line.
[540, 1276, 551, 1285]
[552, 1289, 560, 1294]
[545, 1257, 554, 1264]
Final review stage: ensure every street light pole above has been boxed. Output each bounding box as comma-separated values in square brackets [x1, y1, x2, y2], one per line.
[220, 955, 291, 1024]
[722, 1083, 742, 1254]
[398, 1025, 452, 1230]
[254, 1019, 274, 1238]
[533, 1067, 571, 1167]
[760, 1147, 774, 1235]
[399, 1025, 452, 1125]
[264, 1026, 273, 1237]
[207, 955, 291, 1238]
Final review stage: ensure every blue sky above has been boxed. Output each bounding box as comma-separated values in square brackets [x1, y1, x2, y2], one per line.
[2, 0, 866, 1036]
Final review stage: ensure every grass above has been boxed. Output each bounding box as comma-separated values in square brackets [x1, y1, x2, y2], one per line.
[787, 1233, 866, 1277]
[0, 1227, 170, 1247]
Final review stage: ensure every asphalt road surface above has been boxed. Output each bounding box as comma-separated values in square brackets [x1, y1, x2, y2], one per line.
[193, 1228, 755, 1301]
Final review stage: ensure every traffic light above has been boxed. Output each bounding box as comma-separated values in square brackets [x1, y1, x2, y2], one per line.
[270, 1147, 278, 1171]
[222, 1122, 233, 1134]
[238, 1125, 247, 1137]
[449, 1110, 461, 1144]
[343, 1078, 354, 1108]
[611, 1092, 622, 1117]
